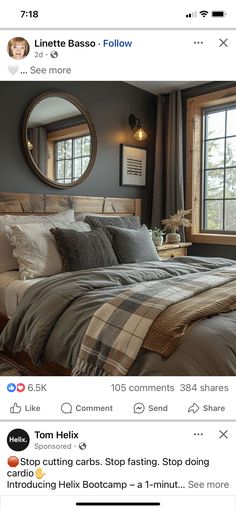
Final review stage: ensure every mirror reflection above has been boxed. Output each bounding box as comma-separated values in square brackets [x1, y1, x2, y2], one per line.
[23, 93, 97, 188]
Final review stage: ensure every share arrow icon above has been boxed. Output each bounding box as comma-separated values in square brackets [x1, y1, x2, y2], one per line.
[188, 403, 200, 414]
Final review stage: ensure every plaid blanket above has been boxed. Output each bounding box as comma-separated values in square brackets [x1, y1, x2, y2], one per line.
[73, 265, 236, 376]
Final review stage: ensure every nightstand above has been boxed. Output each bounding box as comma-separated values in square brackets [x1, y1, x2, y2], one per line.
[156, 242, 192, 260]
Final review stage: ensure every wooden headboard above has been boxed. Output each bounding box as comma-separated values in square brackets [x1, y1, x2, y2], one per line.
[0, 193, 141, 217]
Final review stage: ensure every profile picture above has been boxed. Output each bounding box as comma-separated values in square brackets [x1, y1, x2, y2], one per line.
[7, 37, 30, 60]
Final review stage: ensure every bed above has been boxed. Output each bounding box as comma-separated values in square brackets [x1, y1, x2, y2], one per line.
[1, 192, 236, 377]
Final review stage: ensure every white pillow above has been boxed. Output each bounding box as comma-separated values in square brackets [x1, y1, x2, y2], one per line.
[6, 220, 91, 280]
[0, 209, 74, 273]
[71, 221, 91, 232]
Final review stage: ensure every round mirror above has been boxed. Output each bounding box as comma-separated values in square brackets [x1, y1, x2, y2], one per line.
[22, 91, 97, 188]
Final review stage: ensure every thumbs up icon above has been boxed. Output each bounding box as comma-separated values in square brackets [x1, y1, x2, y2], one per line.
[10, 403, 22, 414]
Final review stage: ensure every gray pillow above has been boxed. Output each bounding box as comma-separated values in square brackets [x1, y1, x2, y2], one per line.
[85, 215, 140, 240]
[107, 224, 160, 263]
[50, 227, 118, 272]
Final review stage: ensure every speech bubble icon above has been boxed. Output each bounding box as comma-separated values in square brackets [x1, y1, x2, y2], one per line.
[133, 402, 145, 414]
[8, 65, 19, 75]
[61, 402, 72, 414]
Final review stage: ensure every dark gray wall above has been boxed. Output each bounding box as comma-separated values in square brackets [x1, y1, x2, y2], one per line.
[0, 81, 157, 225]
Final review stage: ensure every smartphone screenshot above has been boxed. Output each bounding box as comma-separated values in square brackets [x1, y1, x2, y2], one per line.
[0, 1, 236, 509]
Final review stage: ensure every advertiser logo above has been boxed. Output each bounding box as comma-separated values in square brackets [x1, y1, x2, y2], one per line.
[7, 429, 30, 452]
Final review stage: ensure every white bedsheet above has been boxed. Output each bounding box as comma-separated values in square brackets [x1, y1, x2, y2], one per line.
[0, 272, 45, 318]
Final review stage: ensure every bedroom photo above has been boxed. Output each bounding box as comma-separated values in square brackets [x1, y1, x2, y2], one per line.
[0, 80, 236, 377]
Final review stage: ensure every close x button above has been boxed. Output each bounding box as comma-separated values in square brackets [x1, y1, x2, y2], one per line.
[219, 429, 228, 439]
[219, 38, 229, 47]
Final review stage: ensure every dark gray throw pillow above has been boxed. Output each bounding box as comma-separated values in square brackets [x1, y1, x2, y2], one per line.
[107, 224, 160, 263]
[85, 215, 141, 240]
[50, 227, 118, 272]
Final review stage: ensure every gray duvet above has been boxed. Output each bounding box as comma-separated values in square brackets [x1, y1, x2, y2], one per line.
[1, 256, 236, 376]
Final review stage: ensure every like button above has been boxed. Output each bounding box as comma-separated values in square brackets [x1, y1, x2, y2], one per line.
[10, 403, 22, 414]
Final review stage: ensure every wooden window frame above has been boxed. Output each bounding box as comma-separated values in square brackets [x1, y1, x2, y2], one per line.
[186, 86, 236, 245]
[47, 125, 90, 182]
[54, 134, 91, 184]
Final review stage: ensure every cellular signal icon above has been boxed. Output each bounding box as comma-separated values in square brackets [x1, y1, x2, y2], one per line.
[186, 11, 197, 18]
[199, 10, 209, 17]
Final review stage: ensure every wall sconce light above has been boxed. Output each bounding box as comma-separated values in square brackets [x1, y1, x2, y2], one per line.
[128, 114, 148, 141]
[27, 139, 33, 150]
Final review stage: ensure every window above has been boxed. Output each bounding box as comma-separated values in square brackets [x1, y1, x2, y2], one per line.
[186, 86, 236, 245]
[54, 135, 91, 184]
[202, 105, 236, 233]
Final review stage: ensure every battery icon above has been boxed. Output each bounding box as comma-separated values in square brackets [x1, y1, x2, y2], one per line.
[211, 11, 225, 17]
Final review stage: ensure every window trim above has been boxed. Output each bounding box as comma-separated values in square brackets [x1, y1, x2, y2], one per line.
[47, 124, 90, 183]
[54, 134, 91, 184]
[186, 86, 236, 245]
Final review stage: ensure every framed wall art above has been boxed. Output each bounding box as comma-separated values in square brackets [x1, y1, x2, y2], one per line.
[120, 144, 147, 187]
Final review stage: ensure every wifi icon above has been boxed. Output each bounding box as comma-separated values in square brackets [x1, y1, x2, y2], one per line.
[200, 10, 209, 17]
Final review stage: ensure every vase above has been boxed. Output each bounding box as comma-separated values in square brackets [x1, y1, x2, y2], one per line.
[153, 235, 164, 247]
[166, 232, 181, 243]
